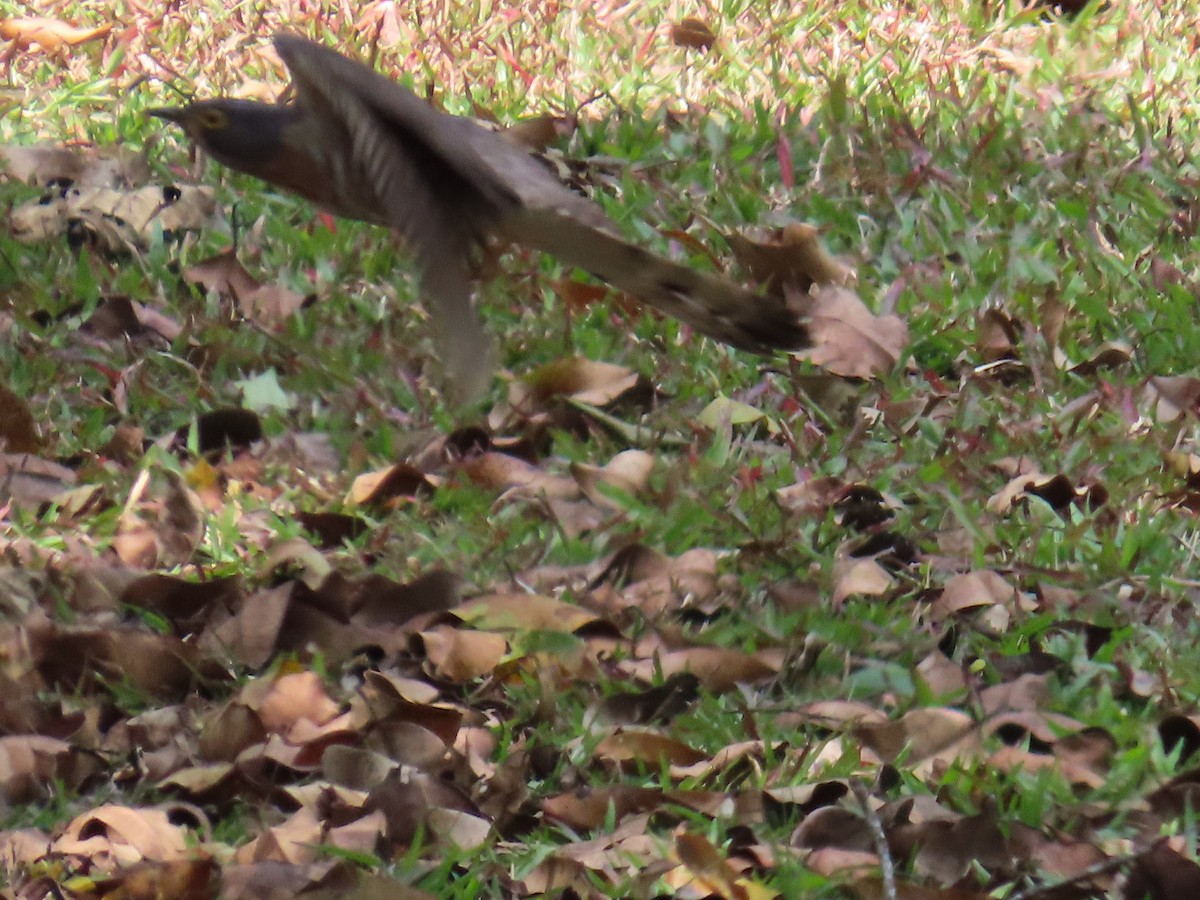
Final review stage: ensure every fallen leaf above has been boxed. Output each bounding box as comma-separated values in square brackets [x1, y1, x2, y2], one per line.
[671, 17, 716, 51]
[793, 285, 908, 379]
[0, 17, 111, 52]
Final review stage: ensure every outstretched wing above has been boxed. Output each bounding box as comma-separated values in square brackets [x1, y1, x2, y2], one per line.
[274, 33, 505, 399]
[274, 32, 808, 380]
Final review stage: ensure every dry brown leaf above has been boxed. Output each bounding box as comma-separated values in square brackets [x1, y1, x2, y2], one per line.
[0, 385, 39, 453]
[425, 807, 491, 850]
[1068, 340, 1132, 375]
[183, 250, 307, 326]
[509, 357, 646, 409]
[0, 143, 87, 183]
[346, 462, 438, 508]
[90, 858, 218, 900]
[504, 114, 576, 151]
[461, 451, 577, 497]
[977, 307, 1018, 362]
[987, 744, 1105, 789]
[1040, 296, 1067, 350]
[457, 592, 603, 633]
[855, 707, 980, 766]
[184, 249, 260, 298]
[571, 449, 654, 506]
[805, 847, 879, 878]
[915, 651, 968, 697]
[831, 559, 893, 607]
[0, 452, 75, 508]
[1124, 841, 1200, 900]
[254, 671, 341, 734]
[237, 805, 322, 865]
[542, 785, 664, 830]
[932, 570, 1020, 624]
[0, 735, 73, 803]
[1144, 375, 1200, 422]
[418, 627, 508, 682]
[12, 184, 215, 254]
[53, 804, 190, 865]
[625, 646, 776, 692]
[727, 222, 855, 291]
[0, 17, 111, 51]
[671, 17, 717, 51]
[80, 296, 182, 345]
[672, 832, 748, 899]
[793, 806, 873, 852]
[594, 730, 707, 770]
[236, 283, 309, 327]
[793, 285, 908, 379]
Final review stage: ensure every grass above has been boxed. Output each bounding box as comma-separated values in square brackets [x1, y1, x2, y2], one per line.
[2, 0, 1200, 897]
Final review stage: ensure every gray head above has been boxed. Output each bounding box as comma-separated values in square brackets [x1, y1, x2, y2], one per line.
[148, 99, 302, 171]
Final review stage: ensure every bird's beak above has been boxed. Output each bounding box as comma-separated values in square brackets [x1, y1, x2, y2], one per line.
[146, 107, 188, 123]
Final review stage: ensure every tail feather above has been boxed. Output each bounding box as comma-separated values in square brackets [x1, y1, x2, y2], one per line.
[502, 208, 809, 353]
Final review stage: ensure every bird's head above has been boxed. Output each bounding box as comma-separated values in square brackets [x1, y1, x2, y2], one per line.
[148, 99, 300, 172]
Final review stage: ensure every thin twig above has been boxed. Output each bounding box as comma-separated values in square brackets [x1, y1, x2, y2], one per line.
[849, 777, 896, 900]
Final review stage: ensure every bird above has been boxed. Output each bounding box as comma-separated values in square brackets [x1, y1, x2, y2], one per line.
[149, 32, 809, 400]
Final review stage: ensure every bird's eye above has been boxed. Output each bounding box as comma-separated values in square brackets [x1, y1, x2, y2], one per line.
[198, 108, 229, 130]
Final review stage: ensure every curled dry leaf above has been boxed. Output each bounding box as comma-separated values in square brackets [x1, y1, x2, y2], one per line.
[503, 114, 577, 152]
[0, 735, 74, 803]
[854, 707, 980, 766]
[52, 804, 190, 865]
[805, 848, 880, 881]
[977, 307, 1019, 362]
[909, 807, 1013, 886]
[0, 452, 75, 509]
[792, 285, 908, 379]
[594, 730, 707, 771]
[830, 558, 893, 607]
[12, 184, 216, 255]
[254, 671, 342, 735]
[931, 570, 1024, 626]
[426, 807, 491, 851]
[986, 471, 1104, 515]
[671, 17, 717, 51]
[461, 451, 578, 497]
[0, 143, 86, 183]
[456, 592, 604, 634]
[183, 249, 307, 327]
[696, 394, 779, 434]
[624, 646, 777, 693]
[347, 462, 439, 508]
[671, 832, 749, 899]
[80, 296, 182, 345]
[1143, 375, 1200, 422]
[0, 384, 39, 453]
[1068, 340, 1132, 376]
[987, 744, 1106, 790]
[542, 786, 664, 830]
[570, 449, 654, 506]
[1040, 296, 1067, 350]
[728, 222, 855, 292]
[418, 626, 508, 682]
[509, 357, 648, 410]
[590, 545, 719, 617]
[792, 806, 874, 853]
[0, 17, 111, 51]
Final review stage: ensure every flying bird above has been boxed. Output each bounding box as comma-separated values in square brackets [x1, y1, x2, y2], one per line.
[150, 33, 808, 399]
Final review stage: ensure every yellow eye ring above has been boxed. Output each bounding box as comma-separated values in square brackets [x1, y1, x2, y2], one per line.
[197, 108, 229, 130]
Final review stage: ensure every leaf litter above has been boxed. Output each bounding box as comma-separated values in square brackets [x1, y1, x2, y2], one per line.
[3, 3, 1200, 899]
